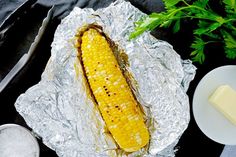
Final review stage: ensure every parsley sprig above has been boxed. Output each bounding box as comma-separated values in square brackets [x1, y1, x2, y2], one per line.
[130, 0, 236, 64]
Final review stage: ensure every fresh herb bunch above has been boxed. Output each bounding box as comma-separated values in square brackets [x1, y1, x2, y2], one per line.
[130, 0, 236, 64]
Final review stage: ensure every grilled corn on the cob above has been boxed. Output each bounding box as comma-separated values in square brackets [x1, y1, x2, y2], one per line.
[79, 28, 149, 152]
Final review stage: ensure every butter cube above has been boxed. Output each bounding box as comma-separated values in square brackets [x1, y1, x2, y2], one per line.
[209, 85, 236, 125]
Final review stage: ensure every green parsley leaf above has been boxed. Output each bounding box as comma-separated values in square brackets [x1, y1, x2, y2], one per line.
[163, 0, 182, 9]
[190, 37, 206, 64]
[192, 0, 209, 8]
[222, 30, 236, 49]
[221, 30, 236, 59]
[223, 0, 236, 13]
[129, 14, 163, 39]
[173, 19, 180, 33]
[171, 11, 183, 33]
[194, 22, 222, 35]
[205, 32, 221, 40]
[232, 31, 236, 36]
[225, 47, 236, 59]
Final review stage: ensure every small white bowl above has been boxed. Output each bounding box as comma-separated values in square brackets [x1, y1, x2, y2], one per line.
[0, 124, 40, 157]
[193, 65, 236, 145]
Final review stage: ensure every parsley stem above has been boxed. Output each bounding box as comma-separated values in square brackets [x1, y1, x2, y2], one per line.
[168, 15, 215, 21]
[228, 25, 236, 31]
[205, 40, 221, 44]
[166, 5, 215, 22]
[181, 0, 190, 6]
[225, 18, 236, 23]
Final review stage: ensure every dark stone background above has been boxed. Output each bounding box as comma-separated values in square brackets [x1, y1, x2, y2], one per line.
[1, 0, 233, 156]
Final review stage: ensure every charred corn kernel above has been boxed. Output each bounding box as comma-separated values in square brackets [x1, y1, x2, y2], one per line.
[80, 28, 149, 152]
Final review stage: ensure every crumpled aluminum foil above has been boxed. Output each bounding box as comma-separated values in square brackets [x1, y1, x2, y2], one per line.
[15, 0, 196, 156]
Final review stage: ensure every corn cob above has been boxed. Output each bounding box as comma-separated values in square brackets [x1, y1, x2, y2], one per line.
[79, 28, 149, 152]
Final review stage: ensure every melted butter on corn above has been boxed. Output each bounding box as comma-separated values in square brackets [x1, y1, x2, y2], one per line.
[80, 28, 149, 152]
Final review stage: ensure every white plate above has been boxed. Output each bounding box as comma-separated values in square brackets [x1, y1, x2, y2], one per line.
[193, 65, 236, 145]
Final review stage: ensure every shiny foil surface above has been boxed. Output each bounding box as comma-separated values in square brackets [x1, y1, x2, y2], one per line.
[15, 0, 196, 156]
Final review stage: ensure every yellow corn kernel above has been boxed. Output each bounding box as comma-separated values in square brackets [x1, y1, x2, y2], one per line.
[80, 28, 149, 152]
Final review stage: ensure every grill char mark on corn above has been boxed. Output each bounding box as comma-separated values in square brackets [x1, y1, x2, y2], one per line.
[79, 27, 149, 152]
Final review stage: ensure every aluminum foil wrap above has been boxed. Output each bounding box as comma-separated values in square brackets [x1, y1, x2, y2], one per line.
[15, 0, 196, 156]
